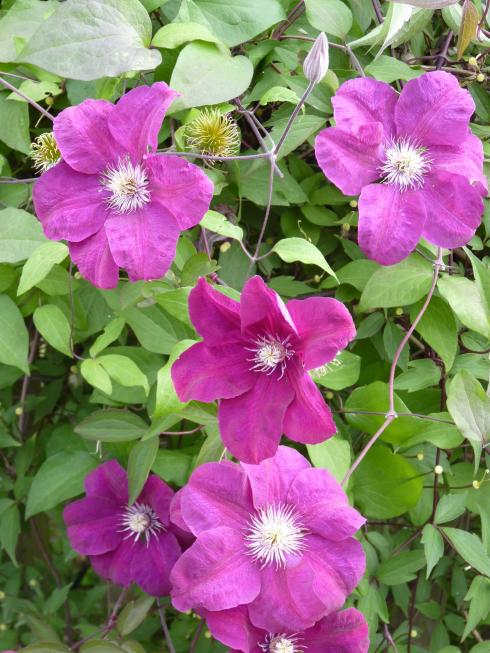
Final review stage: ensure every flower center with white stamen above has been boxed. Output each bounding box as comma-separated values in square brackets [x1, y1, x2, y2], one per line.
[119, 502, 164, 545]
[380, 138, 431, 190]
[246, 335, 294, 379]
[245, 504, 307, 568]
[100, 157, 150, 214]
[260, 633, 305, 653]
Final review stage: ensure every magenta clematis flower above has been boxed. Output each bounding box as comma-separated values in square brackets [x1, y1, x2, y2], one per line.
[170, 447, 365, 632]
[63, 460, 181, 597]
[315, 71, 487, 265]
[171, 276, 355, 464]
[203, 604, 369, 653]
[33, 83, 213, 288]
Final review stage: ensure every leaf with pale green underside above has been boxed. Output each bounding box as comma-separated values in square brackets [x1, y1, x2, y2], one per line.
[272, 238, 337, 278]
[75, 409, 148, 442]
[0, 208, 47, 263]
[33, 304, 72, 357]
[18, 241, 68, 295]
[201, 210, 244, 241]
[305, 0, 353, 38]
[422, 524, 444, 578]
[128, 436, 159, 504]
[152, 21, 224, 50]
[442, 527, 490, 577]
[0, 294, 29, 373]
[0, 92, 30, 154]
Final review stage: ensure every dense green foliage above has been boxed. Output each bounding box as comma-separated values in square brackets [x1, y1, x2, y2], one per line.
[0, 0, 489, 652]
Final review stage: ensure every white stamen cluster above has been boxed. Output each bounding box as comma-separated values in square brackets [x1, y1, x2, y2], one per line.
[100, 157, 150, 213]
[245, 504, 307, 568]
[119, 502, 164, 545]
[380, 138, 431, 190]
[260, 634, 304, 653]
[246, 335, 294, 379]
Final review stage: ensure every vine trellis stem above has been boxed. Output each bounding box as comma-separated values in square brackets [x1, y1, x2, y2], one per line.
[342, 249, 445, 487]
[157, 599, 177, 653]
[0, 75, 54, 121]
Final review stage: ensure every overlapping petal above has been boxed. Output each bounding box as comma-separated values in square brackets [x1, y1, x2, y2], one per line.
[69, 228, 119, 290]
[332, 77, 397, 137]
[138, 475, 174, 527]
[63, 497, 122, 555]
[204, 606, 263, 653]
[304, 608, 369, 653]
[314, 124, 384, 196]
[430, 133, 488, 195]
[146, 154, 214, 230]
[84, 459, 128, 503]
[172, 341, 256, 403]
[358, 183, 426, 265]
[130, 532, 181, 597]
[105, 202, 180, 282]
[33, 162, 107, 242]
[286, 297, 356, 370]
[240, 276, 297, 338]
[188, 278, 241, 344]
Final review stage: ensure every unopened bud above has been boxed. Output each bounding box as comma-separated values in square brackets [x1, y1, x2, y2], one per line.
[29, 579, 37, 587]
[342, 223, 351, 232]
[15, 407, 23, 416]
[434, 465, 443, 475]
[349, 199, 358, 208]
[416, 452, 424, 461]
[468, 57, 478, 66]
[473, 480, 480, 489]
[303, 32, 329, 84]
[477, 73, 486, 83]
[326, 391, 334, 400]
[220, 241, 231, 253]
[395, 307, 403, 316]
[313, 274, 321, 283]
[0, 624, 6, 632]
[0, 591, 5, 600]
[410, 629, 418, 638]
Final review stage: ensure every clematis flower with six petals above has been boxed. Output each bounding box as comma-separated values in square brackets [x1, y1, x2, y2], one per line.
[202, 604, 369, 653]
[315, 71, 486, 265]
[63, 460, 182, 597]
[33, 83, 213, 288]
[171, 276, 356, 464]
[170, 446, 366, 632]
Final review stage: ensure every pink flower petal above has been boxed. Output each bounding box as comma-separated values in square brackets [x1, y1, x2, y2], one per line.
[181, 461, 253, 535]
[69, 228, 119, 290]
[287, 468, 365, 540]
[109, 83, 179, 161]
[430, 133, 488, 196]
[282, 360, 336, 444]
[420, 170, 484, 248]
[242, 445, 310, 509]
[204, 606, 263, 653]
[90, 537, 135, 588]
[33, 162, 107, 242]
[304, 608, 369, 653]
[395, 71, 475, 148]
[219, 374, 295, 464]
[146, 154, 214, 230]
[63, 496, 122, 555]
[286, 296, 356, 370]
[130, 531, 181, 597]
[54, 99, 124, 174]
[138, 474, 174, 527]
[170, 526, 261, 612]
[84, 459, 128, 503]
[358, 183, 426, 265]
[188, 278, 241, 345]
[105, 201, 180, 282]
[240, 276, 297, 339]
[171, 341, 256, 403]
[332, 77, 397, 138]
[314, 124, 384, 196]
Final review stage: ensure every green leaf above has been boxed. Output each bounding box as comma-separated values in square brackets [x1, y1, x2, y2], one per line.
[393, 359, 441, 392]
[195, 423, 225, 467]
[305, 0, 353, 38]
[307, 436, 351, 483]
[127, 436, 159, 504]
[457, 0, 480, 58]
[170, 42, 254, 109]
[272, 237, 337, 278]
[25, 451, 98, 518]
[353, 443, 423, 518]
[377, 549, 426, 585]
[441, 527, 490, 577]
[0, 0, 57, 62]
[0, 502, 20, 564]
[200, 210, 243, 241]
[0, 294, 29, 373]
[175, 0, 286, 47]
[360, 255, 433, 311]
[98, 354, 149, 395]
[464, 248, 490, 328]
[463, 576, 490, 641]
[19, 0, 161, 81]
[260, 86, 300, 106]
[152, 449, 193, 486]
[117, 597, 154, 637]
[438, 276, 490, 339]
[123, 304, 185, 355]
[75, 409, 148, 442]
[422, 524, 444, 578]
[80, 358, 113, 395]
[366, 54, 424, 82]
[33, 304, 72, 357]
[89, 317, 126, 358]
[311, 350, 361, 391]
[270, 115, 326, 161]
[434, 493, 468, 525]
[152, 21, 224, 49]
[80, 642, 126, 653]
[344, 381, 422, 445]
[8, 80, 62, 104]
[411, 296, 458, 371]
[18, 242, 68, 296]
[0, 92, 30, 154]
[447, 371, 490, 454]
[0, 208, 48, 263]
[153, 340, 196, 420]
